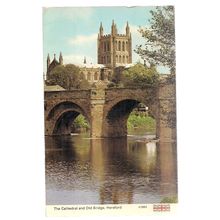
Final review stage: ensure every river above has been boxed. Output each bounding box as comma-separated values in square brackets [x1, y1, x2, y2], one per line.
[45, 131, 177, 205]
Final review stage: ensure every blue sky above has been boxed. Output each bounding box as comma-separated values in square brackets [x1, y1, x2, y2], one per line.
[43, 7, 170, 73]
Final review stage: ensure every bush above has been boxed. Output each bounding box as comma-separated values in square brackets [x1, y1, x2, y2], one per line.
[122, 63, 159, 88]
[160, 196, 178, 203]
[127, 112, 156, 132]
[47, 64, 90, 90]
[72, 115, 90, 130]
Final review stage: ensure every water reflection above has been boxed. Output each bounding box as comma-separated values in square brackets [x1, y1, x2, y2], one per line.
[158, 142, 177, 197]
[45, 134, 177, 205]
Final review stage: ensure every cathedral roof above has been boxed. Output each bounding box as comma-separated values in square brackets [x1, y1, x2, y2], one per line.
[50, 58, 59, 66]
[115, 63, 134, 68]
[124, 63, 135, 68]
[44, 84, 65, 91]
[79, 63, 105, 69]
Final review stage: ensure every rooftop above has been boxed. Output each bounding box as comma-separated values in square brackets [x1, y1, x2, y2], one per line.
[78, 63, 105, 69]
[44, 84, 65, 92]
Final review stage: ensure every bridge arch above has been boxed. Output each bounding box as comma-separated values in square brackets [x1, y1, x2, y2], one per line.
[45, 101, 90, 135]
[102, 98, 157, 137]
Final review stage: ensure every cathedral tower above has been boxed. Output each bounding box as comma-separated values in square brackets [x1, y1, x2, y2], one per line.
[59, 52, 63, 65]
[46, 52, 63, 80]
[97, 21, 132, 68]
[47, 54, 50, 72]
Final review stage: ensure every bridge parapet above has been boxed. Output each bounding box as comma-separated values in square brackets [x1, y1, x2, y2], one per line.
[45, 89, 91, 100]
[105, 87, 156, 103]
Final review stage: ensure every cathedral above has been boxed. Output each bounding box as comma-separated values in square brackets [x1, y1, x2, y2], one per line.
[46, 21, 132, 84]
[97, 20, 132, 68]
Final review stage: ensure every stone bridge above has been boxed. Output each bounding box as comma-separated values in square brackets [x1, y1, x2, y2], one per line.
[44, 78, 176, 142]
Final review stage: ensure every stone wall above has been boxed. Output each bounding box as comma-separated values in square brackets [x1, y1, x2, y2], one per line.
[156, 77, 176, 142]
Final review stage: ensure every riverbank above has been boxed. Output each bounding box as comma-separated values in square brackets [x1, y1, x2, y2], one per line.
[127, 112, 156, 133]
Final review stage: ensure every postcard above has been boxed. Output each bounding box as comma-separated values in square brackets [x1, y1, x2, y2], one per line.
[43, 6, 177, 216]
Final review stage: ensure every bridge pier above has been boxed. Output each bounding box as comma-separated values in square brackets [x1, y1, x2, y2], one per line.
[45, 120, 55, 136]
[90, 102, 105, 138]
[156, 77, 176, 142]
[90, 88, 105, 138]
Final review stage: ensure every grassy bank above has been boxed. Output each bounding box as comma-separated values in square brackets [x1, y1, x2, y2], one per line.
[127, 112, 156, 133]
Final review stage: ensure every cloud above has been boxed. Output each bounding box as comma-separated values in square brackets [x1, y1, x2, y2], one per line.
[43, 7, 94, 23]
[69, 33, 97, 45]
[62, 8, 93, 20]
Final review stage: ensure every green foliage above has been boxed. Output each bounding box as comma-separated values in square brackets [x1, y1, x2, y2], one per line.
[73, 115, 90, 129]
[160, 196, 178, 203]
[47, 64, 90, 90]
[135, 6, 175, 74]
[127, 112, 156, 133]
[121, 63, 159, 87]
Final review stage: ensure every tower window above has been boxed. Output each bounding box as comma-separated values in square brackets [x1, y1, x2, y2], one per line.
[108, 72, 111, 80]
[84, 72, 87, 80]
[94, 72, 98, 80]
[116, 55, 118, 62]
[122, 42, 125, 51]
[123, 55, 125, 63]
[126, 41, 128, 51]
[88, 72, 92, 81]
[119, 55, 121, 63]
[118, 41, 121, 51]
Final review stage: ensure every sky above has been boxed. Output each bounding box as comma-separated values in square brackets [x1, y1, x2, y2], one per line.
[43, 7, 170, 73]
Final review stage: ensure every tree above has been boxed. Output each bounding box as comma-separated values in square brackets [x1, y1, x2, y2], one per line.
[135, 6, 175, 74]
[47, 64, 90, 90]
[121, 63, 159, 88]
